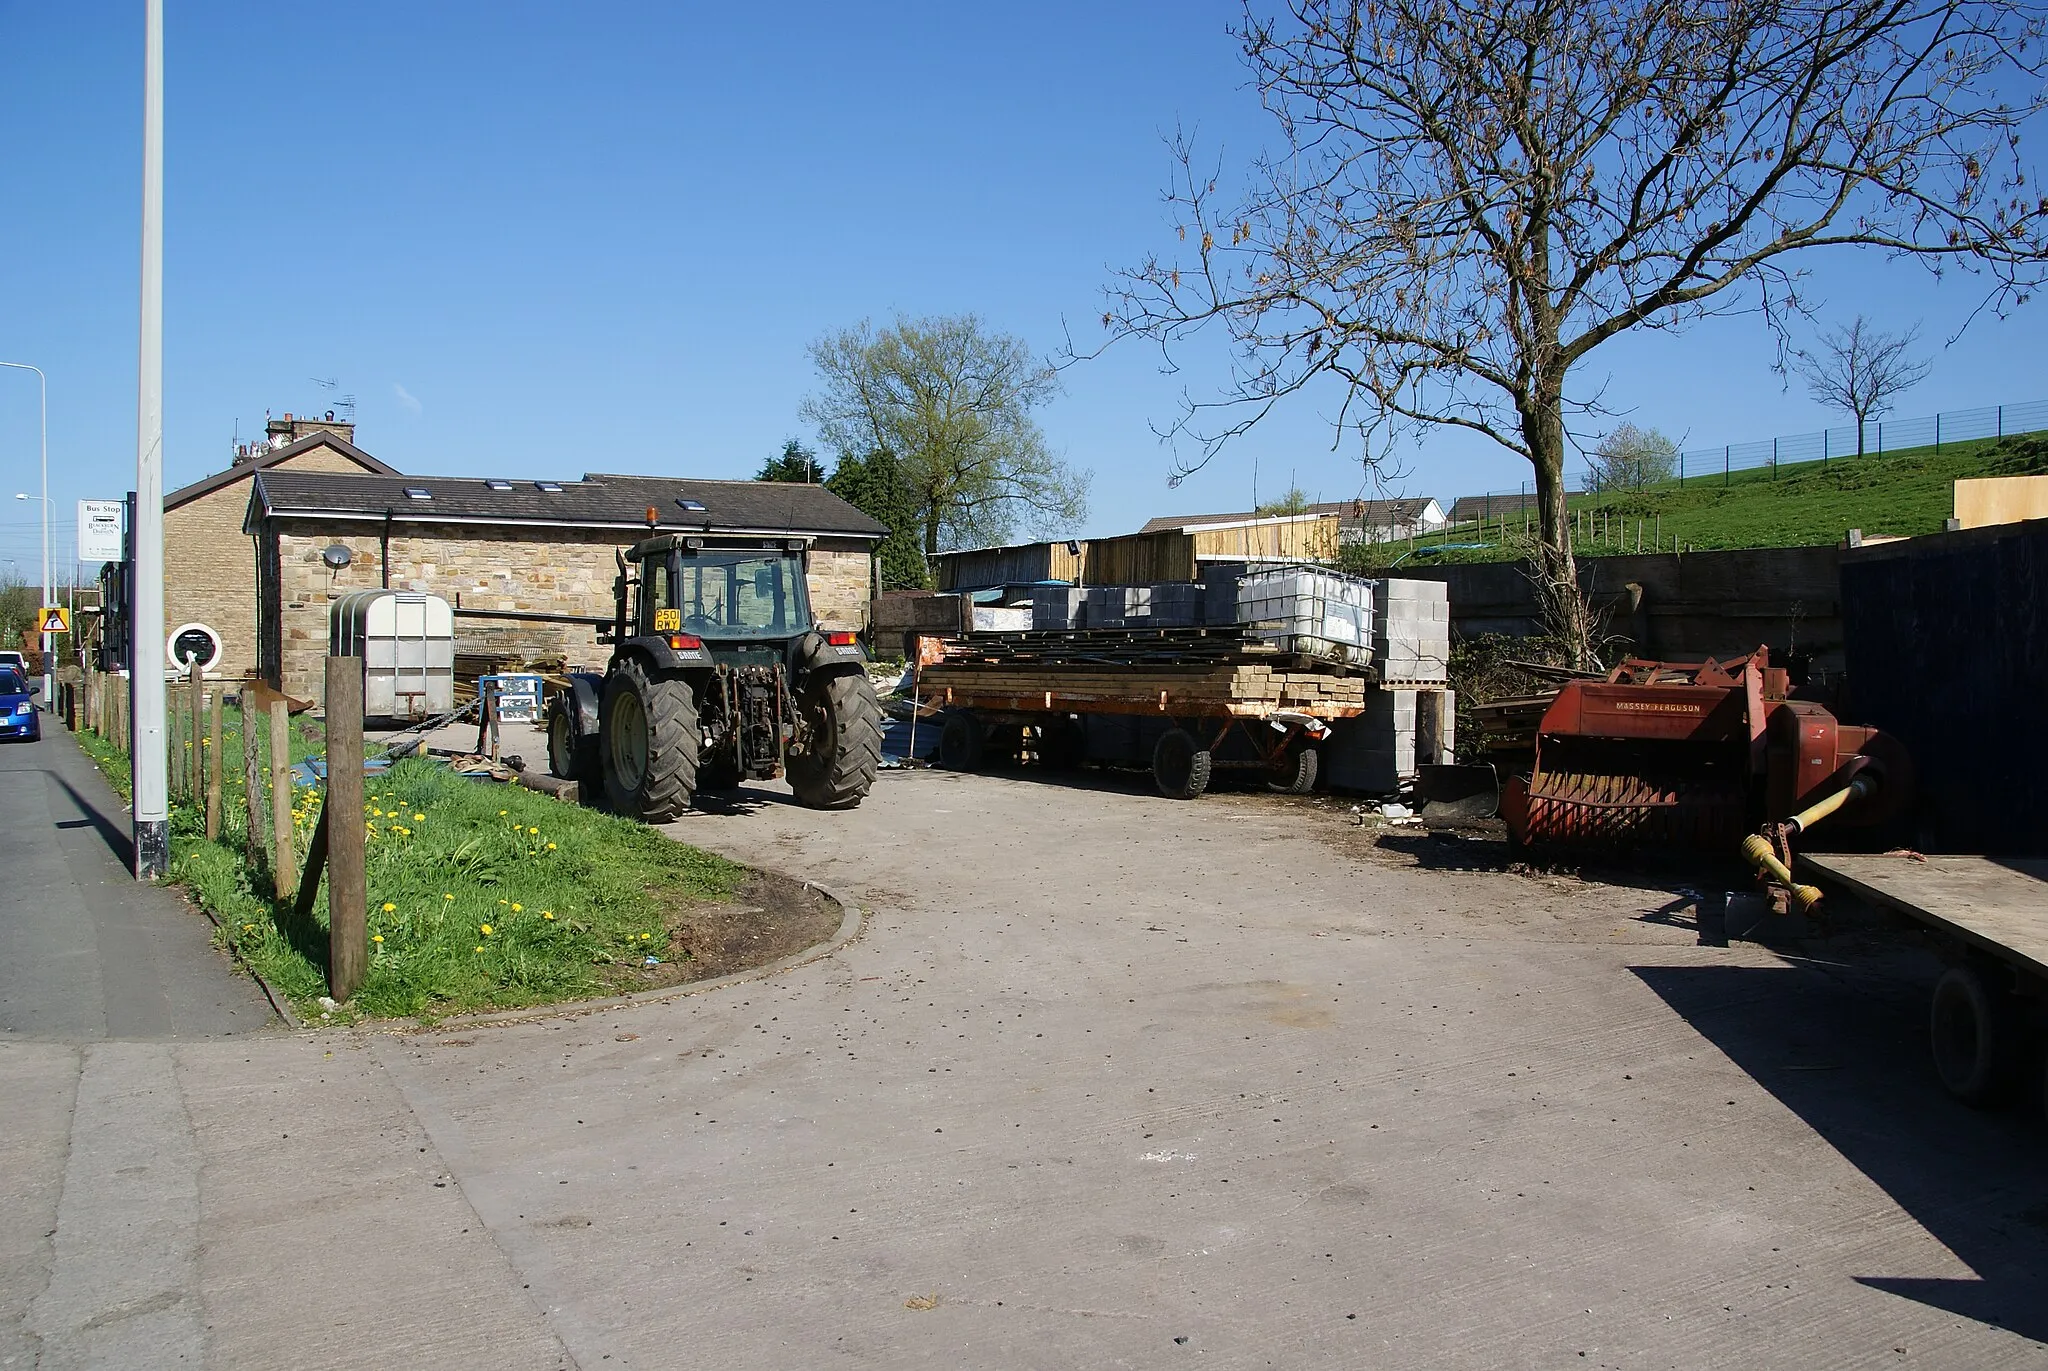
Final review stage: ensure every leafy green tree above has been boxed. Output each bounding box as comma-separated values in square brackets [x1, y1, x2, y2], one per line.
[826, 448, 930, 590]
[757, 438, 825, 483]
[1588, 424, 1679, 492]
[1254, 487, 1312, 516]
[803, 314, 1089, 556]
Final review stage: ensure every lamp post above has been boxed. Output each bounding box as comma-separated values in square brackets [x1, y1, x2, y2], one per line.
[2, 362, 50, 707]
[133, 0, 168, 878]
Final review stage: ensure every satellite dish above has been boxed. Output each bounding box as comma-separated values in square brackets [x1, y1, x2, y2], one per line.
[322, 544, 353, 569]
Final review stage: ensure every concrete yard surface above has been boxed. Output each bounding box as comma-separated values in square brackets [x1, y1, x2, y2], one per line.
[3, 736, 2044, 1368]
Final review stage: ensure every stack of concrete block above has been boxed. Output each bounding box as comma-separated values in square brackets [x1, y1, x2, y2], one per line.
[1319, 686, 1457, 794]
[1201, 563, 1248, 625]
[1031, 586, 1085, 632]
[1372, 578, 1451, 682]
[1085, 586, 1130, 629]
[1146, 582, 1203, 627]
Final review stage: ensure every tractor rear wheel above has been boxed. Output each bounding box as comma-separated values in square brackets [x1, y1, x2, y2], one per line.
[788, 671, 883, 809]
[600, 658, 698, 822]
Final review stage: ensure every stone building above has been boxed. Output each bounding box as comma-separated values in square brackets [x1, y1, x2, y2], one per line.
[162, 416, 398, 680]
[244, 470, 885, 700]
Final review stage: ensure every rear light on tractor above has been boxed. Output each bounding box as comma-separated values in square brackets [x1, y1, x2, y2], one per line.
[825, 631, 859, 647]
[668, 634, 702, 650]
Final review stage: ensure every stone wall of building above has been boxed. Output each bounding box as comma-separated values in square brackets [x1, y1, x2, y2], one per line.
[163, 444, 371, 681]
[267, 520, 875, 700]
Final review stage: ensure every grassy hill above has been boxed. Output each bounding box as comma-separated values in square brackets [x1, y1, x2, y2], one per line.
[1344, 431, 2048, 571]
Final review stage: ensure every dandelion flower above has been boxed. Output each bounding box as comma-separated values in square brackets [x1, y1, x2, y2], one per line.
[641, 932, 652, 940]
[545, 842, 556, 851]
[372, 934, 384, 944]
[498, 809, 508, 816]
[474, 945, 484, 953]
[444, 893, 455, 901]
[510, 903, 523, 913]
[542, 911, 555, 920]
[413, 812, 425, 822]
[529, 826, 541, 835]
[381, 902, 396, 912]
[480, 924, 494, 936]
[497, 899, 508, 905]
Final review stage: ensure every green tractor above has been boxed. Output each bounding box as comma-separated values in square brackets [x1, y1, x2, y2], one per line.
[547, 534, 884, 819]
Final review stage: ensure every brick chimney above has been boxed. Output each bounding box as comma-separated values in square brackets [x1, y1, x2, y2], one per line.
[263, 410, 356, 448]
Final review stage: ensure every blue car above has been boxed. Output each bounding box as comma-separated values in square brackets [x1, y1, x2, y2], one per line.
[0, 667, 39, 743]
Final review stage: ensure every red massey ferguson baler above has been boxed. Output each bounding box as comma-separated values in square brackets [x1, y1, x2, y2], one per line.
[1500, 648, 1911, 873]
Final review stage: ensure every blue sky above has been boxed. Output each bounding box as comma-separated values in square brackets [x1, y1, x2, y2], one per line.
[4, 2, 2047, 579]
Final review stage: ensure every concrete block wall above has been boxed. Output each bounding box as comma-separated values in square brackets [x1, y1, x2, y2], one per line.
[1320, 687, 1457, 794]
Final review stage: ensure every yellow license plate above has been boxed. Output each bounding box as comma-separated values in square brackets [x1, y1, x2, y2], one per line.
[653, 608, 681, 632]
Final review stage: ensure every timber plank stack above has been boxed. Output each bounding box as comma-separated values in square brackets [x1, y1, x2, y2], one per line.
[921, 659, 1369, 716]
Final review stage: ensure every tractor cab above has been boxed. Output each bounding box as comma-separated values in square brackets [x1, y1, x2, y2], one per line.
[620, 535, 815, 657]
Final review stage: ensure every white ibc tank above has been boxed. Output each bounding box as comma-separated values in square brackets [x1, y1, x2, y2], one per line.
[328, 589, 455, 720]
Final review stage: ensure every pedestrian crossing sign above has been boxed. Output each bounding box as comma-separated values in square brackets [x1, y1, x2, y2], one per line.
[35, 606, 70, 635]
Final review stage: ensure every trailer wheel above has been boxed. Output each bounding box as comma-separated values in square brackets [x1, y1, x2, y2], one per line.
[547, 703, 599, 793]
[1929, 964, 2017, 1107]
[1269, 743, 1320, 795]
[1152, 728, 1212, 800]
[601, 658, 698, 822]
[788, 671, 883, 809]
[939, 712, 984, 771]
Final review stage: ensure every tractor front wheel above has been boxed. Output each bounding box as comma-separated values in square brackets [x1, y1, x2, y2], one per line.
[788, 671, 883, 809]
[600, 658, 698, 822]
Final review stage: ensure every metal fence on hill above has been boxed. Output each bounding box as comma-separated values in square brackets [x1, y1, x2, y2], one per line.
[1445, 397, 2048, 522]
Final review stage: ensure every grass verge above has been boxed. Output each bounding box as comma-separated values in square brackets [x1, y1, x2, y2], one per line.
[75, 708, 747, 1022]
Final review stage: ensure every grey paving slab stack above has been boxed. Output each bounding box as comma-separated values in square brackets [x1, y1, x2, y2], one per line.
[1372, 577, 1451, 682]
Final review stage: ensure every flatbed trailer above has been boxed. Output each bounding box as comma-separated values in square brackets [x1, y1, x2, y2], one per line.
[1801, 853, 2048, 1117]
[917, 631, 1378, 799]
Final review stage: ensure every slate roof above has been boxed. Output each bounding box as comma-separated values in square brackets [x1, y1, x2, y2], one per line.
[1138, 498, 1438, 535]
[246, 470, 887, 539]
[1446, 491, 1540, 522]
[165, 431, 400, 510]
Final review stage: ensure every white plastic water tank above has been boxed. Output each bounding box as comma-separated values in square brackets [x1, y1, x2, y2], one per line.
[328, 589, 454, 720]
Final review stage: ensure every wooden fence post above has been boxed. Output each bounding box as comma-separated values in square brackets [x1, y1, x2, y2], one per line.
[269, 695, 296, 898]
[205, 687, 223, 840]
[325, 656, 367, 1001]
[243, 698, 264, 869]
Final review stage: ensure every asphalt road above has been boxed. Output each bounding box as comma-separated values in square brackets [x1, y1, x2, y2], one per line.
[3, 740, 2044, 1368]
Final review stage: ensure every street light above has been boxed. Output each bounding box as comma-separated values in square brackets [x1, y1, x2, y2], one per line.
[1, 362, 50, 707]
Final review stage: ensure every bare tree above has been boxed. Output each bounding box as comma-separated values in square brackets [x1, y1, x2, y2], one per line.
[804, 315, 1090, 558]
[1790, 316, 1934, 456]
[1589, 423, 1680, 492]
[1096, 0, 2048, 661]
